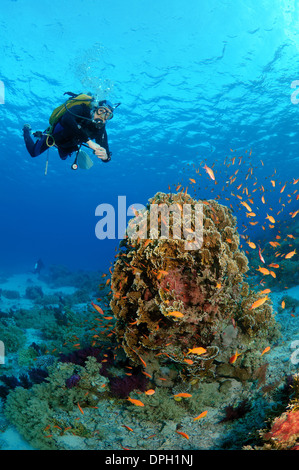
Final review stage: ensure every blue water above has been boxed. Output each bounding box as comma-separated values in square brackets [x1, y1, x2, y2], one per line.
[0, 0, 298, 275]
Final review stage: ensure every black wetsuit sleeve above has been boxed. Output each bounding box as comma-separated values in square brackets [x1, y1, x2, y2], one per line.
[59, 104, 91, 142]
[95, 127, 112, 162]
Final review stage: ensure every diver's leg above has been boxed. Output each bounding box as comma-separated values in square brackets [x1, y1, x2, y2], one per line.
[23, 125, 49, 158]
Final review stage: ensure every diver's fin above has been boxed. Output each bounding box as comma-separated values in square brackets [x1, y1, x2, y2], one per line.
[77, 150, 94, 169]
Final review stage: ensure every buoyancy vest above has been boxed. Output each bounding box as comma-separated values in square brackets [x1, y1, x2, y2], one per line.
[48, 93, 93, 132]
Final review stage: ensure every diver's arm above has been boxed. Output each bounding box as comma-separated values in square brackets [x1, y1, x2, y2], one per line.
[86, 140, 110, 161]
[87, 128, 111, 162]
[95, 127, 111, 162]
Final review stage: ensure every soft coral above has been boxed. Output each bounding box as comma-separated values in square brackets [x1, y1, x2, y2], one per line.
[264, 410, 299, 445]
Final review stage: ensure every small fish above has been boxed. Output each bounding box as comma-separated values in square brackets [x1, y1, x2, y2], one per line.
[285, 249, 296, 259]
[247, 241, 256, 249]
[145, 389, 155, 396]
[142, 371, 152, 379]
[173, 393, 192, 398]
[241, 201, 252, 212]
[257, 266, 270, 275]
[189, 178, 196, 184]
[157, 270, 169, 280]
[229, 350, 241, 364]
[281, 300, 285, 309]
[246, 212, 256, 217]
[183, 358, 194, 365]
[203, 163, 215, 180]
[77, 403, 84, 415]
[250, 296, 268, 310]
[122, 425, 134, 432]
[127, 397, 145, 407]
[91, 302, 104, 315]
[260, 288, 271, 294]
[266, 214, 276, 224]
[193, 410, 208, 421]
[187, 347, 207, 355]
[176, 430, 189, 439]
[280, 184, 286, 193]
[261, 346, 271, 356]
[165, 311, 184, 318]
[258, 245, 265, 264]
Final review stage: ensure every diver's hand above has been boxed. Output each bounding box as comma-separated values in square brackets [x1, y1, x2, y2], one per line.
[86, 141, 108, 160]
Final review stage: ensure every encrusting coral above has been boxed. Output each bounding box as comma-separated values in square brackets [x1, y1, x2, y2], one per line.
[110, 192, 280, 384]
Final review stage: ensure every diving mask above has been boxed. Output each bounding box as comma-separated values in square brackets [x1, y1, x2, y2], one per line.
[96, 106, 114, 121]
[92, 100, 121, 127]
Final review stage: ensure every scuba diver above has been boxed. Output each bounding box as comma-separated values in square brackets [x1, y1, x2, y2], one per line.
[33, 258, 44, 275]
[22, 92, 120, 168]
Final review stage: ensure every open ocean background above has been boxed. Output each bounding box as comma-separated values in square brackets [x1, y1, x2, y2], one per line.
[0, 0, 298, 275]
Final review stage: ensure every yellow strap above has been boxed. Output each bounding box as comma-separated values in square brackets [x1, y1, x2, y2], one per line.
[46, 133, 55, 147]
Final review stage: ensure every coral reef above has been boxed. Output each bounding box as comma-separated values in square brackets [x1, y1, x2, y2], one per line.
[110, 192, 280, 385]
[4, 357, 109, 450]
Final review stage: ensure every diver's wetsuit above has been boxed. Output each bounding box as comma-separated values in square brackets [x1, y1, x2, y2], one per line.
[23, 104, 111, 161]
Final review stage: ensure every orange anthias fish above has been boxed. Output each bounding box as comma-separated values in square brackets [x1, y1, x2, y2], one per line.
[266, 214, 276, 224]
[187, 347, 207, 355]
[165, 311, 184, 318]
[176, 430, 189, 440]
[91, 302, 104, 315]
[261, 346, 271, 356]
[241, 201, 252, 212]
[203, 163, 215, 180]
[193, 410, 208, 421]
[247, 241, 256, 249]
[285, 249, 296, 259]
[173, 393, 192, 398]
[250, 295, 268, 310]
[229, 350, 241, 364]
[257, 266, 270, 275]
[77, 403, 84, 415]
[127, 397, 145, 407]
[260, 288, 271, 294]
